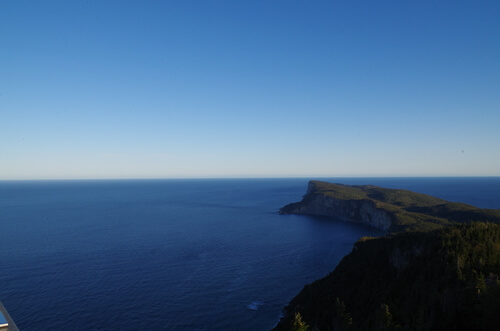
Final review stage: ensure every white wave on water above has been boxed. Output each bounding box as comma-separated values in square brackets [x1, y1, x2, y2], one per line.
[247, 301, 264, 311]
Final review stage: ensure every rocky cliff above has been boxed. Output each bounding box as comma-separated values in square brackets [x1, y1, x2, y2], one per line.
[280, 181, 393, 230]
[274, 182, 500, 330]
[279, 180, 500, 233]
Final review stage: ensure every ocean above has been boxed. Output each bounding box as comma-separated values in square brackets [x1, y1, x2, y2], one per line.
[0, 177, 499, 330]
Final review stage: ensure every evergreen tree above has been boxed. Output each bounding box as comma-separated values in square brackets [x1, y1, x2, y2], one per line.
[333, 298, 353, 331]
[291, 312, 310, 331]
[375, 304, 399, 331]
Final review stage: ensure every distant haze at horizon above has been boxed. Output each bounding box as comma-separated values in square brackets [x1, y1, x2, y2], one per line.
[2, 1, 499, 180]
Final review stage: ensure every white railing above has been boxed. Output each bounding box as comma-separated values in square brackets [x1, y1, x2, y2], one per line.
[0, 301, 18, 331]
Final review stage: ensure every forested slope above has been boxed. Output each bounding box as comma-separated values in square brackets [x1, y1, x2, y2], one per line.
[274, 223, 500, 331]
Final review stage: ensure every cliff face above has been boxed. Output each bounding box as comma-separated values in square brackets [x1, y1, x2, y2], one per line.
[280, 181, 393, 231]
[275, 181, 500, 331]
[280, 180, 500, 233]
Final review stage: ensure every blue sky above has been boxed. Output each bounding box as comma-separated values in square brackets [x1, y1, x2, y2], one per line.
[1, 1, 499, 179]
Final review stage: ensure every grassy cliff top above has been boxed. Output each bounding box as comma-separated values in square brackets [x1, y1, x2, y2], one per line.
[309, 180, 446, 206]
[305, 180, 500, 232]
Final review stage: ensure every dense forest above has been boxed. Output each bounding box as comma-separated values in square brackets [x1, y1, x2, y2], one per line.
[273, 223, 500, 330]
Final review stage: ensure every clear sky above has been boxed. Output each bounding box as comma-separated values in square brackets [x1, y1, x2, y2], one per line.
[1, 0, 499, 179]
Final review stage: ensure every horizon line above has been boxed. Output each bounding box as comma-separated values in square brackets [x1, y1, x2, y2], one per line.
[2, 175, 500, 182]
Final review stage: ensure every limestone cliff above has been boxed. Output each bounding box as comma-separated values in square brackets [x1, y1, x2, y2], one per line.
[275, 182, 500, 331]
[280, 180, 500, 232]
[280, 181, 393, 230]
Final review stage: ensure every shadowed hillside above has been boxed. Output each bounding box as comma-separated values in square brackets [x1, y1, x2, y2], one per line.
[274, 223, 500, 331]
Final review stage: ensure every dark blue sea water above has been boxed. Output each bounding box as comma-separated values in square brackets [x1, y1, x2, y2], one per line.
[0, 177, 499, 330]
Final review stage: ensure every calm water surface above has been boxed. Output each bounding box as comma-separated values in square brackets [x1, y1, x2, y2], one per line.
[0, 178, 499, 330]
